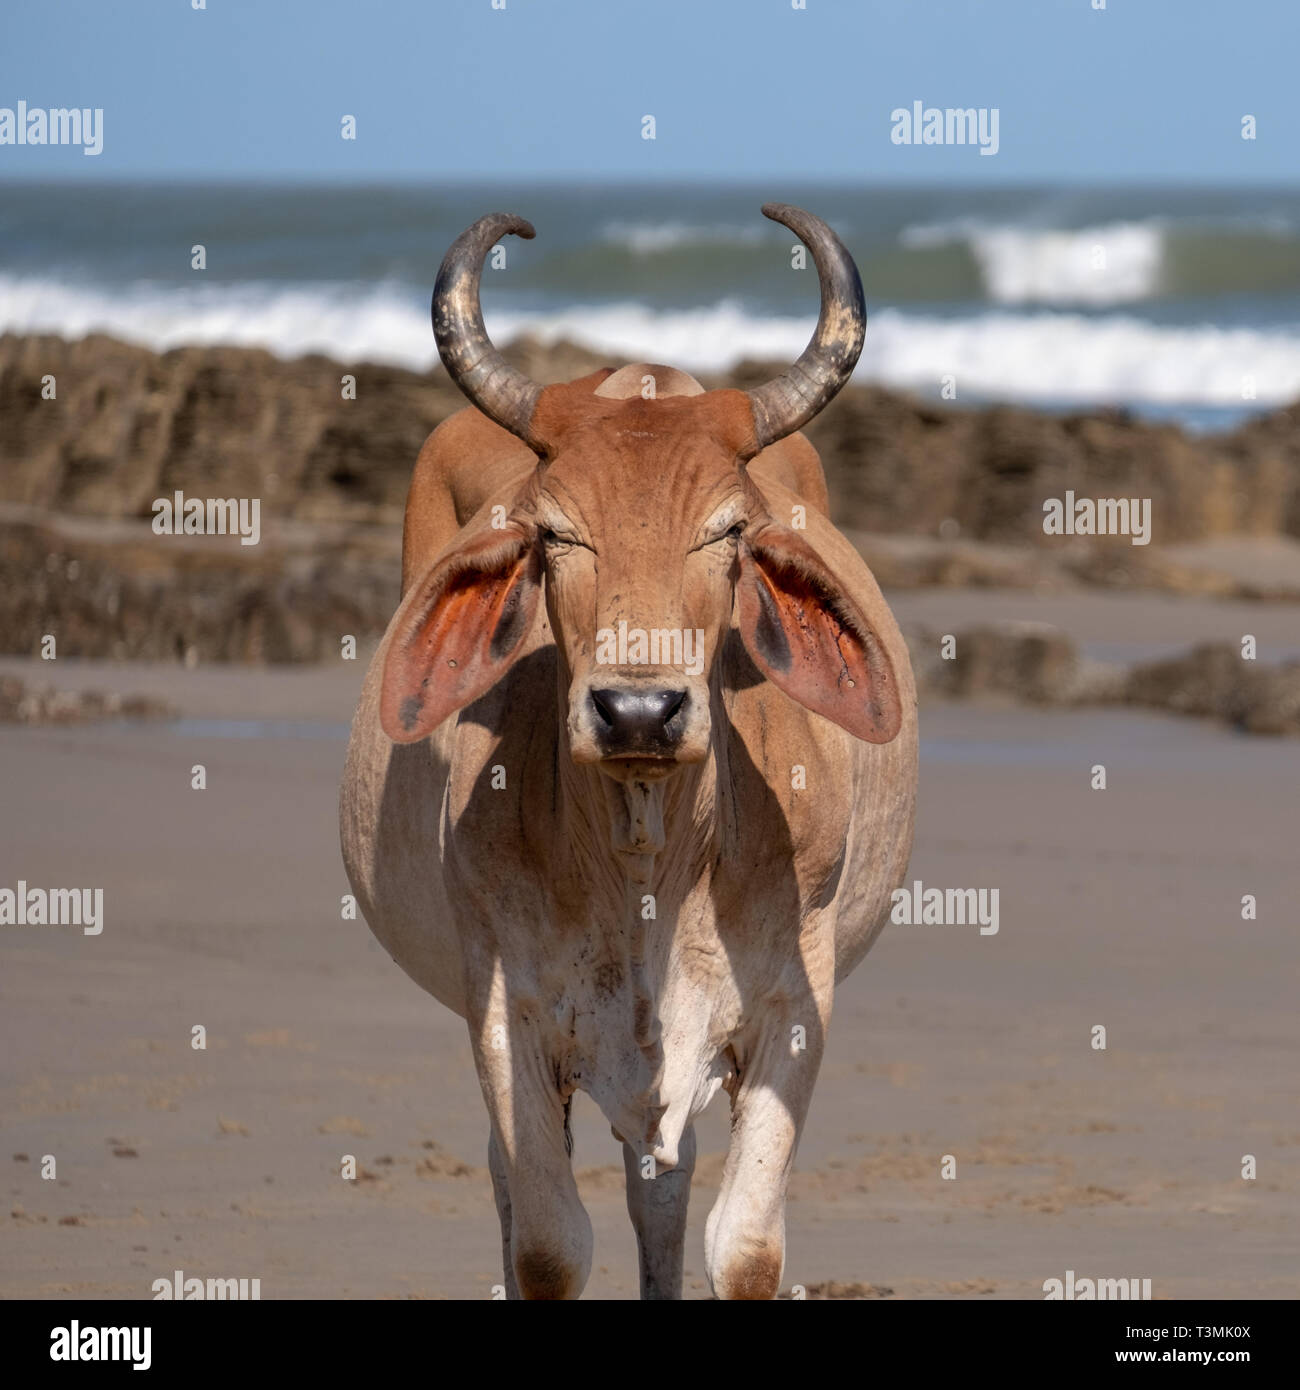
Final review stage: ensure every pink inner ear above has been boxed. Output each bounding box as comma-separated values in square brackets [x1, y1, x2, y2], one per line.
[737, 538, 902, 745]
[380, 542, 539, 743]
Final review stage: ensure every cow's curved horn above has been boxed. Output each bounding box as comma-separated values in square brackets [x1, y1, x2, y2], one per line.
[432, 213, 544, 450]
[745, 204, 866, 451]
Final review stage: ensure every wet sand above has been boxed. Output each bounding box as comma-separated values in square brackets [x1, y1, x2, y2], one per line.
[1, 596, 1297, 1299]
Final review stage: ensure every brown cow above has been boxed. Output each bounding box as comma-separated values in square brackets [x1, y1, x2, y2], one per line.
[339, 205, 917, 1299]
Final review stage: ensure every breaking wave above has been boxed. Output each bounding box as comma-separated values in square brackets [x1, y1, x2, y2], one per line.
[901, 219, 1164, 305]
[899, 215, 1300, 307]
[4, 272, 1300, 410]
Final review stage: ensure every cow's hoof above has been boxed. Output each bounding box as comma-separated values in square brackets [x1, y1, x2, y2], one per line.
[712, 1248, 783, 1301]
[514, 1246, 585, 1301]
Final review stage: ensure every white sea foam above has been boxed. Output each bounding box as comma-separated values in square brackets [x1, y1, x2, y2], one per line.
[857, 307, 1300, 407]
[0, 275, 440, 368]
[3, 274, 1299, 409]
[901, 219, 1165, 305]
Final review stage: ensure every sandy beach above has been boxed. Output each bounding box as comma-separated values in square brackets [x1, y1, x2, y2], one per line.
[3, 585, 1296, 1299]
[6, 0, 1300, 1326]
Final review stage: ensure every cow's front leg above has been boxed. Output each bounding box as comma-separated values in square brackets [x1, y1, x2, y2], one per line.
[470, 973, 591, 1299]
[479, 1081, 590, 1298]
[486, 1129, 519, 1299]
[704, 997, 827, 1300]
[622, 1124, 696, 1300]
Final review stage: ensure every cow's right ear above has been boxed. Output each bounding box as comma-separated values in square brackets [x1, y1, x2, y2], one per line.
[380, 521, 542, 743]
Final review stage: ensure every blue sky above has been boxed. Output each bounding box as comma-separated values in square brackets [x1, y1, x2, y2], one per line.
[3, 0, 1297, 184]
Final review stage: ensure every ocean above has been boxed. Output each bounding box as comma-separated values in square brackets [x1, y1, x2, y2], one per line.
[4, 181, 1300, 429]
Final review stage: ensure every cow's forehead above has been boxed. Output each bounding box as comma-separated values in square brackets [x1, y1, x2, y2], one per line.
[540, 397, 745, 526]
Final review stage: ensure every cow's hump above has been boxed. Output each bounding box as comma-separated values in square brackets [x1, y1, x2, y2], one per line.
[594, 363, 705, 399]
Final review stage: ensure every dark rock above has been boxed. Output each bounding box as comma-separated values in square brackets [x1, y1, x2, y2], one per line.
[4, 331, 1298, 543]
[1125, 644, 1300, 735]
[0, 675, 175, 725]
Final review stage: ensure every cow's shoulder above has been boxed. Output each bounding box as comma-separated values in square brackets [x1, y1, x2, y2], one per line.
[401, 406, 536, 592]
[747, 431, 830, 516]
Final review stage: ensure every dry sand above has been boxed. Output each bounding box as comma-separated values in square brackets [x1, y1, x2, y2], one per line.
[1, 591, 1297, 1299]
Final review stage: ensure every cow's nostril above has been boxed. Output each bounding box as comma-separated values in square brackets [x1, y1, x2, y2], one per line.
[591, 689, 616, 729]
[589, 688, 689, 751]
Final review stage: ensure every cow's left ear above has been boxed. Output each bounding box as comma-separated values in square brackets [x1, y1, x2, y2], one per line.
[380, 521, 542, 742]
[735, 522, 902, 744]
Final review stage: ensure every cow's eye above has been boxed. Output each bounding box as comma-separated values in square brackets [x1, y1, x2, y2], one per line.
[692, 520, 744, 552]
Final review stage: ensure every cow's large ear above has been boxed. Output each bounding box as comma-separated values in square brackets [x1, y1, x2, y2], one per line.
[380, 522, 542, 742]
[735, 523, 901, 744]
